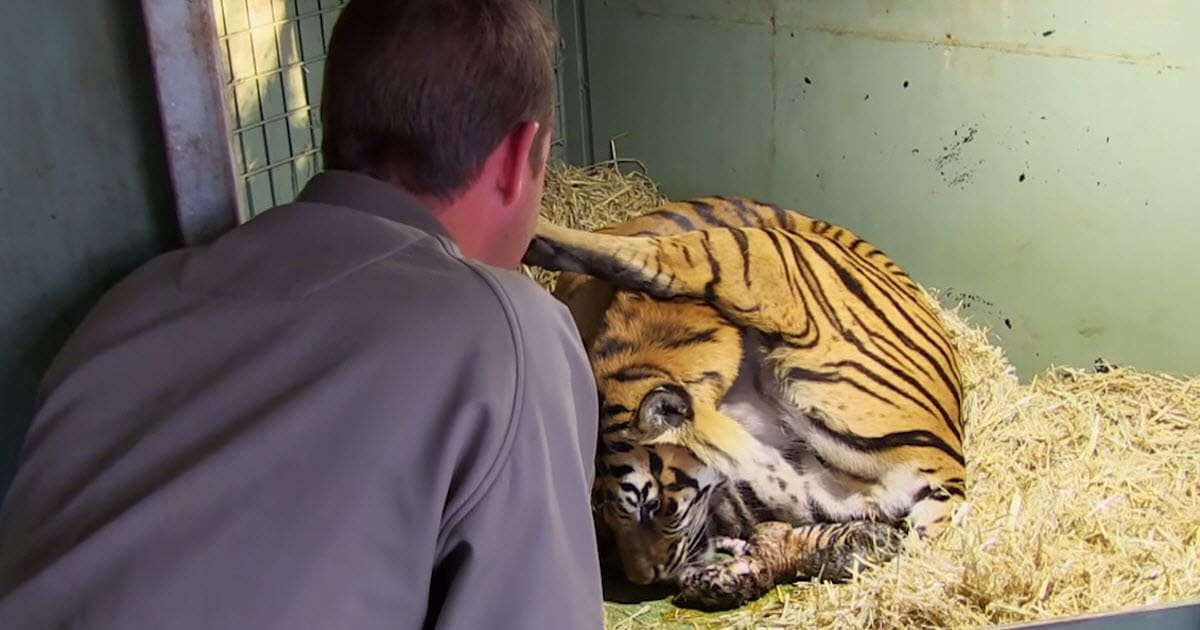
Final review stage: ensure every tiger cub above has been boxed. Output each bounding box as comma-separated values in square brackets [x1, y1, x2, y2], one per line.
[592, 437, 905, 611]
[530, 197, 966, 598]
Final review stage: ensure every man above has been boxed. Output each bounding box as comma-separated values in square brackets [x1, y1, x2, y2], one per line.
[0, 1, 604, 628]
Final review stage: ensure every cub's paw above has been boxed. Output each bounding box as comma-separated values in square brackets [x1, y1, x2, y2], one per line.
[674, 557, 772, 611]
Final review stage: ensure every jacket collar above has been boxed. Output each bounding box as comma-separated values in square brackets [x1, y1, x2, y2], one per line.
[294, 169, 454, 242]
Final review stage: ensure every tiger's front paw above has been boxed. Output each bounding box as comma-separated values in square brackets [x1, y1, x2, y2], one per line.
[712, 536, 751, 557]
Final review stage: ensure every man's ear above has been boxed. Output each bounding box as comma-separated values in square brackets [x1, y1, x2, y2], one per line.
[496, 120, 541, 206]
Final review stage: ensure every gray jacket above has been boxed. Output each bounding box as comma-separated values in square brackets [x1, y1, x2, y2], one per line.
[0, 170, 604, 629]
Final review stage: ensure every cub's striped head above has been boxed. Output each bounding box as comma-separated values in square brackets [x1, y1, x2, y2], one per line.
[594, 441, 724, 585]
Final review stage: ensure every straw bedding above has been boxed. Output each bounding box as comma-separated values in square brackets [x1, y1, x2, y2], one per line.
[524, 161, 1200, 629]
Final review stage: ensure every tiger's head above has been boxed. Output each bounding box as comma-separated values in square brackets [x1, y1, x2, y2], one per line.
[593, 441, 725, 585]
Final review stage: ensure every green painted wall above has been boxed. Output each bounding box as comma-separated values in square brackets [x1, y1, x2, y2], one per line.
[581, 0, 1200, 380]
[0, 2, 178, 498]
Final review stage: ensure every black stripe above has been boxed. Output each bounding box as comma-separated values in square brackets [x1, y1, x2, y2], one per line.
[606, 370, 657, 383]
[601, 421, 632, 434]
[593, 337, 635, 359]
[848, 248, 922, 297]
[687, 200, 723, 227]
[662, 327, 721, 349]
[810, 449, 879, 484]
[664, 467, 701, 491]
[779, 444, 810, 478]
[735, 481, 777, 521]
[725, 197, 762, 227]
[830, 235, 936, 321]
[607, 464, 635, 478]
[607, 440, 634, 453]
[601, 403, 633, 417]
[850, 314, 963, 442]
[847, 308, 937, 385]
[803, 406, 965, 466]
[764, 229, 798, 300]
[807, 492, 833, 522]
[648, 450, 664, 476]
[911, 484, 935, 503]
[604, 362, 666, 382]
[700, 231, 721, 303]
[684, 371, 725, 386]
[764, 231, 821, 348]
[804, 238, 963, 440]
[830, 357, 956, 439]
[711, 484, 755, 538]
[830, 239, 958, 373]
[729, 227, 754, 288]
[786, 234, 847, 334]
[843, 291, 956, 415]
[684, 532, 709, 562]
[755, 200, 791, 227]
[653, 210, 697, 231]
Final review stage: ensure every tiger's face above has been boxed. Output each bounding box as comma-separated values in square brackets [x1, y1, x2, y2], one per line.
[593, 441, 724, 585]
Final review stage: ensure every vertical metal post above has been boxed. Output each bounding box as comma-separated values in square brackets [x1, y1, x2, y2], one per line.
[140, 0, 244, 247]
[555, 0, 593, 165]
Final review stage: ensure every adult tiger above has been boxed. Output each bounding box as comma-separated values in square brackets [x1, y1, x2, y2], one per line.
[530, 196, 966, 607]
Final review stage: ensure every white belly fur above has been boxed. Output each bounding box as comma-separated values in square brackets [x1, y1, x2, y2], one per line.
[714, 329, 924, 524]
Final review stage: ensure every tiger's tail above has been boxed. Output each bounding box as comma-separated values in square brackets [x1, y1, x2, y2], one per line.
[524, 218, 807, 335]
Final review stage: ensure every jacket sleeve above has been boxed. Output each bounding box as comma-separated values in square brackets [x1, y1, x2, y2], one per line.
[425, 279, 604, 630]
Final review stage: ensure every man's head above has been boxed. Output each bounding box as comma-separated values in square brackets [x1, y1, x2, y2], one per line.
[321, 0, 558, 268]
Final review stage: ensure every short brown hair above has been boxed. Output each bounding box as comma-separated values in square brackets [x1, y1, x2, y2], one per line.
[320, 0, 558, 198]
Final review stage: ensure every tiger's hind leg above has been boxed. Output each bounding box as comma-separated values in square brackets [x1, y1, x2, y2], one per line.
[673, 520, 904, 611]
[524, 219, 809, 336]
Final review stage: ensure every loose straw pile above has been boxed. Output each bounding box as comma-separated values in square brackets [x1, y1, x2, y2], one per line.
[523, 159, 668, 289]
[526, 161, 1200, 629]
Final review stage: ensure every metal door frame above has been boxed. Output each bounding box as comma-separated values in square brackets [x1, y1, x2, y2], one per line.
[141, 0, 244, 247]
[138, 0, 590, 247]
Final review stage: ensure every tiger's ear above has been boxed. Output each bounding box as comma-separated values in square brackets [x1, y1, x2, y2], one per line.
[637, 384, 693, 437]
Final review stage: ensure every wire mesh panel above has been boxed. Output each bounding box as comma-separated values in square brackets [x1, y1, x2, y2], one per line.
[211, 0, 567, 217]
[212, 0, 344, 217]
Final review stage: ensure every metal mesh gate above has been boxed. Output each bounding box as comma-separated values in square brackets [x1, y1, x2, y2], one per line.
[210, 0, 567, 218]
[211, 0, 343, 217]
